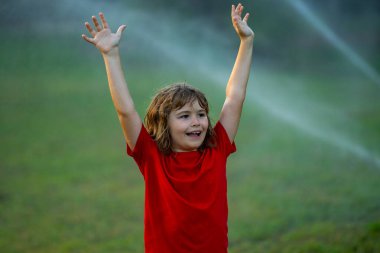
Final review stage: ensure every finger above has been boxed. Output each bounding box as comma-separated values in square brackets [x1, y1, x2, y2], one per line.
[243, 13, 250, 23]
[85, 22, 96, 37]
[238, 5, 244, 16]
[99, 12, 109, 29]
[82, 34, 95, 44]
[231, 4, 235, 16]
[92, 16, 102, 32]
[116, 25, 127, 37]
[236, 3, 242, 13]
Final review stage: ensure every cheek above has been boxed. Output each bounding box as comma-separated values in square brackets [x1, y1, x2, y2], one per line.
[168, 120, 185, 135]
[168, 117, 178, 131]
[202, 117, 209, 128]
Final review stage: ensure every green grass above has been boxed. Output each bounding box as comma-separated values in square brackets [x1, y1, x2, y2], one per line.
[1, 34, 379, 252]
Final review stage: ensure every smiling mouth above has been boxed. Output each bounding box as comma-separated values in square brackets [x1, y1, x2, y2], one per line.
[186, 131, 201, 137]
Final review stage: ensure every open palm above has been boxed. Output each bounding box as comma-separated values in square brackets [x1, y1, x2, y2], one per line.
[82, 13, 126, 54]
[232, 3, 254, 39]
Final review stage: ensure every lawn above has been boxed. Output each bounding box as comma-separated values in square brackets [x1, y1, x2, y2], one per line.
[0, 31, 379, 253]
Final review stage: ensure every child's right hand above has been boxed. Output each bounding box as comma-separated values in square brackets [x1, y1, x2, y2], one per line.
[82, 13, 126, 55]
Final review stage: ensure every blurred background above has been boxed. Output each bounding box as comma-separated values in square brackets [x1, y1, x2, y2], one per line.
[0, 0, 379, 252]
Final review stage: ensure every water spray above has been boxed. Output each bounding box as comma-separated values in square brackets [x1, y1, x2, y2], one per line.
[70, 0, 380, 168]
[286, 0, 380, 87]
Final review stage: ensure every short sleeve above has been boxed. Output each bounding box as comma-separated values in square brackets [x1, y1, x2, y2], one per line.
[126, 124, 157, 174]
[214, 121, 237, 156]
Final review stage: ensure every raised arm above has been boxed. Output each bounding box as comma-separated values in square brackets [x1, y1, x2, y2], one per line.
[219, 3, 254, 143]
[82, 13, 142, 149]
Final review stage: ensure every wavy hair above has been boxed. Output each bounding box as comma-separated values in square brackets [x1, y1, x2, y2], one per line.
[144, 83, 216, 155]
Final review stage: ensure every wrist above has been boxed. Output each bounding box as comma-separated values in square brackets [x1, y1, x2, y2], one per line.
[240, 35, 254, 44]
[101, 46, 120, 58]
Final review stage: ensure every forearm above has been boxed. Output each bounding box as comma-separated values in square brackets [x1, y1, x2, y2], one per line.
[226, 36, 254, 102]
[218, 3, 253, 142]
[102, 48, 136, 116]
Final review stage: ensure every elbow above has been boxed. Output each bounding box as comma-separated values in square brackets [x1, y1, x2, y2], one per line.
[116, 109, 128, 118]
[115, 100, 137, 118]
[116, 107, 136, 118]
[226, 91, 246, 104]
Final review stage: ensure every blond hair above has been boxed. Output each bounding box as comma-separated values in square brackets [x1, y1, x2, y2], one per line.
[144, 83, 216, 154]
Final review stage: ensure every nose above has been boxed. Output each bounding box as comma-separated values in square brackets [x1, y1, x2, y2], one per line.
[191, 115, 200, 126]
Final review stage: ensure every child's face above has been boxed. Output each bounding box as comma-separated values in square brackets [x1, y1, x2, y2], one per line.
[168, 100, 209, 152]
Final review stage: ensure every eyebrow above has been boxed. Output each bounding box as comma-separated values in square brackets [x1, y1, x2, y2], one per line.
[175, 109, 206, 115]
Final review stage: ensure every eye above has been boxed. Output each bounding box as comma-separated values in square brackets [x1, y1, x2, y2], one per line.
[179, 114, 189, 119]
[199, 113, 206, 117]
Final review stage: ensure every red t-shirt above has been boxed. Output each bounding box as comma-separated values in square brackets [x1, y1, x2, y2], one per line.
[127, 121, 236, 253]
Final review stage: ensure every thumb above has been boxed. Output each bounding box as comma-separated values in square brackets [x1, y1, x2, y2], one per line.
[82, 34, 95, 44]
[116, 25, 127, 37]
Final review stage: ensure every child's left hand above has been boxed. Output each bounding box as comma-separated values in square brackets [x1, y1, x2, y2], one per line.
[231, 3, 254, 40]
